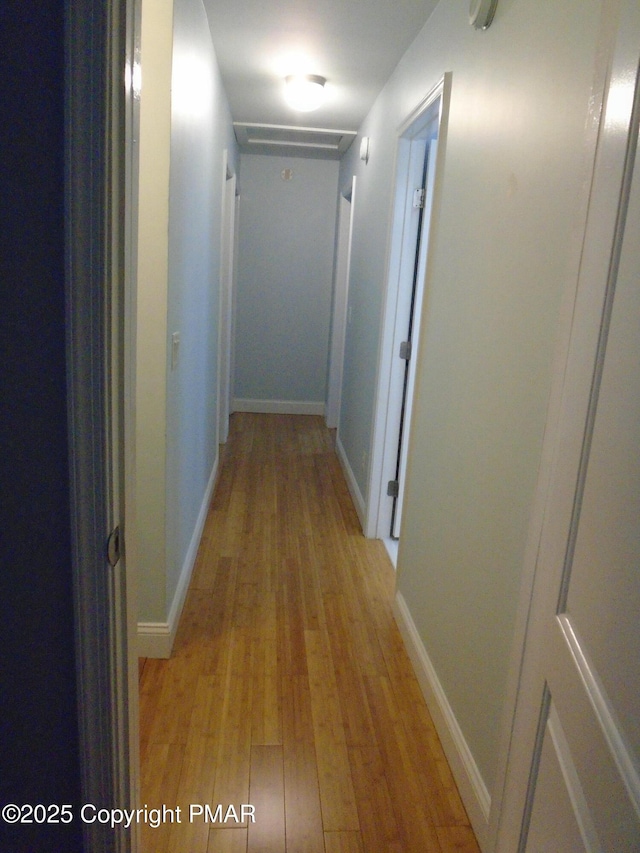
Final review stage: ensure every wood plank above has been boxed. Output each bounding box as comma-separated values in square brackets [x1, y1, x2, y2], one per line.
[348, 746, 402, 853]
[282, 675, 325, 853]
[305, 628, 360, 832]
[187, 674, 224, 738]
[436, 825, 482, 852]
[144, 652, 201, 747]
[201, 557, 241, 678]
[207, 828, 248, 853]
[212, 629, 254, 821]
[251, 636, 281, 746]
[139, 657, 168, 763]
[174, 732, 218, 804]
[375, 636, 470, 827]
[277, 560, 309, 680]
[139, 742, 184, 853]
[321, 592, 377, 746]
[165, 811, 210, 853]
[363, 673, 443, 852]
[251, 587, 282, 745]
[247, 745, 285, 852]
[323, 830, 365, 853]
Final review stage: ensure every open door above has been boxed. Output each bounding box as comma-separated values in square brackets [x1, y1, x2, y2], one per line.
[390, 138, 437, 539]
[496, 6, 640, 847]
[367, 74, 451, 546]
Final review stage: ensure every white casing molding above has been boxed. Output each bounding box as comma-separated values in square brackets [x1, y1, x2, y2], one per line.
[232, 398, 325, 416]
[137, 455, 218, 658]
[394, 591, 491, 849]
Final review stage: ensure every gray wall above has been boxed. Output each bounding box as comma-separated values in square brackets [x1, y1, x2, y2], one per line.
[166, 0, 238, 612]
[338, 0, 605, 809]
[234, 154, 339, 408]
[136, 0, 238, 631]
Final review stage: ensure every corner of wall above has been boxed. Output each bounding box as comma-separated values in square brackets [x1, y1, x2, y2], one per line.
[393, 591, 491, 849]
[335, 432, 366, 529]
[137, 452, 219, 658]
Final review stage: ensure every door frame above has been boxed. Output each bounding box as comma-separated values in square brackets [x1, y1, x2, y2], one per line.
[66, 0, 141, 848]
[326, 177, 357, 429]
[366, 73, 452, 545]
[491, 2, 640, 847]
[218, 150, 237, 444]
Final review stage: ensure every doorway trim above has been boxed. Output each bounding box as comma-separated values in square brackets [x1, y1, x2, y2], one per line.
[218, 150, 237, 444]
[366, 74, 452, 548]
[66, 0, 141, 848]
[326, 177, 357, 428]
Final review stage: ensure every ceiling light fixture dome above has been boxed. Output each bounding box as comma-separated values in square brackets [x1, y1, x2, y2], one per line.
[284, 74, 326, 112]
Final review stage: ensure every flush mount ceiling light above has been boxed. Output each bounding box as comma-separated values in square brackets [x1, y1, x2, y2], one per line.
[284, 75, 326, 112]
[469, 0, 498, 29]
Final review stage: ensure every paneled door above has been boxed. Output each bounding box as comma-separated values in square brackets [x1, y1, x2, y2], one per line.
[496, 4, 640, 849]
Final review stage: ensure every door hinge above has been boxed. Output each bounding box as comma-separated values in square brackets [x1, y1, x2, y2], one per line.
[413, 187, 425, 209]
[399, 340, 412, 361]
[107, 525, 121, 568]
[387, 480, 400, 498]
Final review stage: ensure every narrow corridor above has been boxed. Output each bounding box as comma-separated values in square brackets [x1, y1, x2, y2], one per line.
[139, 413, 479, 852]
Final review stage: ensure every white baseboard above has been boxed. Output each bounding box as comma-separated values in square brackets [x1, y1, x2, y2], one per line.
[137, 454, 219, 659]
[137, 622, 173, 659]
[335, 433, 366, 530]
[393, 592, 491, 850]
[232, 398, 325, 416]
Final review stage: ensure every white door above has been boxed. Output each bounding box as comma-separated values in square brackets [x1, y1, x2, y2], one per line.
[525, 133, 640, 851]
[391, 139, 438, 539]
[368, 74, 451, 543]
[497, 7, 640, 848]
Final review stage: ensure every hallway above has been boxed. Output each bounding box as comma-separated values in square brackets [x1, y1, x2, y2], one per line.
[139, 413, 480, 852]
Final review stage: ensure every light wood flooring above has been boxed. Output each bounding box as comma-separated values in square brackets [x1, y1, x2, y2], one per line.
[139, 413, 480, 852]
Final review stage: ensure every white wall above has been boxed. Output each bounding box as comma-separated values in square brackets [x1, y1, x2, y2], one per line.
[135, 0, 173, 624]
[135, 0, 238, 647]
[165, 0, 237, 616]
[234, 153, 339, 412]
[338, 0, 607, 841]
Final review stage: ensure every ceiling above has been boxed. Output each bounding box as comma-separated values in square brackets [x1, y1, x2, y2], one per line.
[202, 0, 439, 158]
